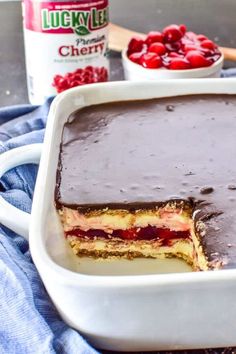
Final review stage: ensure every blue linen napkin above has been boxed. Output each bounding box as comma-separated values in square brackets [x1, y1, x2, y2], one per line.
[0, 99, 99, 354]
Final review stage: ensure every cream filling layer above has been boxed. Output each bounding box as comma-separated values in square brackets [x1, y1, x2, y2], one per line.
[67, 236, 203, 268]
[59, 206, 191, 233]
[68, 236, 192, 257]
[67, 233, 209, 270]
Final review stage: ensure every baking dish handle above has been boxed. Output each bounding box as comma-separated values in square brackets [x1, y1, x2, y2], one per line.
[0, 144, 42, 240]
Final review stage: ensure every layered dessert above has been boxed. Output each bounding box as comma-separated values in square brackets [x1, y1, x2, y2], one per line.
[55, 95, 236, 271]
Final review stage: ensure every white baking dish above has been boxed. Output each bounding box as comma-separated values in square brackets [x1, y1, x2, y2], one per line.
[1, 79, 236, 351]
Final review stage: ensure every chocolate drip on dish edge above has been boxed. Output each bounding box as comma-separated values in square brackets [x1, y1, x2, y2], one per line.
[55, 94, 236, 268]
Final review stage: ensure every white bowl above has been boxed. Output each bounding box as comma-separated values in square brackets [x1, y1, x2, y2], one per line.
[1, 79, 236, 351]
[122, 48, 224, 80]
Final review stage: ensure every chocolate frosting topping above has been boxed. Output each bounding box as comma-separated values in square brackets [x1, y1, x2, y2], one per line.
[55, 94, 236, 267]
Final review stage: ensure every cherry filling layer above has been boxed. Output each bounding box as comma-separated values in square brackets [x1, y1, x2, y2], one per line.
[66, 225, 191, 243]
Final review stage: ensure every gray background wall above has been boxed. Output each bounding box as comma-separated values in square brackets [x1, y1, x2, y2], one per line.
[110, 0, 236, 48]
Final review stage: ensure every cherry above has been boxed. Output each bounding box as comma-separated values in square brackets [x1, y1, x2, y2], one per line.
[163, 24, 183, 43]
[185, 50, 212, 68]
[165, 41, 182, 52]
[75, 68, 83, 74]
[145, 31, 163, 45]
[127, 36, 145, 54]
[138, 226, 158, 240]
[200, 48, 214, 57]
[185, 31, 198, 41]
[140, 52, 162, 68]
[85, 65, 93, 73]
[158, 228, 173, 239]
[128, 52, 143, 64]
[54, 77, 68, 90]
[181, 37, 195, 46]
[73, 74, 82, 81]
[148, 42, 166, 56]
[179, 24, 187, 35]
[53, 74, 62, 82]
[169, 58, 191, 70]
[83, 76, 92, 84]
[168, 52, 183, 58]
[158, 229, 189, 239]
[200, 39, 216, 50]
[69, 80, 81, 87]
[52, 66, 108, 93]
[121, 229, 137, 240]
[99, 67, 108, 81]
[184, 44, 199, 52]
[197, 34, 208, 41]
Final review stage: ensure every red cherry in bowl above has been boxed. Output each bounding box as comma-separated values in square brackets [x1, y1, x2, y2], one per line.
[179, 24, 187, 35]
[140, 53, 162, 68]
[165, 41, 182, 52]
[184, 44, 200, 52]
[168, 58, 191, 70]
[145, 31, 163, 45]
[127, 36, 145, 54]
[128, 52, 143, 64]
[185, 50, 212, 68]
[197, 34, 208, 41]
[163, 24, 183, 43]
[148, 42, 166, 56]
[200, 39, 216, 50]
[168, 52, 183, 58]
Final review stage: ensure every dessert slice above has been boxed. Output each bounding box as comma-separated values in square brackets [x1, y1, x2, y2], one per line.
[55, 95, 236, 271]
[58, 200, 209, 270]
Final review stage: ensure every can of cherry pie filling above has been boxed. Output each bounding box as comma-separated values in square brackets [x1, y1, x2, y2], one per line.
[22, 0, 109, 104]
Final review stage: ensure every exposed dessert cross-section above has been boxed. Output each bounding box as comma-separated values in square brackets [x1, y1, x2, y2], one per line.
[55, 95, 236, 271]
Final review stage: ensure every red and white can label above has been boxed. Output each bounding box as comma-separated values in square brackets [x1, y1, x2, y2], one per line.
[22, 0, 109, 104]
